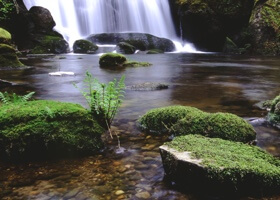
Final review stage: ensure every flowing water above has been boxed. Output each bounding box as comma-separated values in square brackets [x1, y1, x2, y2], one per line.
[0, 53, 280, 200]
[22, 0, 197, 52]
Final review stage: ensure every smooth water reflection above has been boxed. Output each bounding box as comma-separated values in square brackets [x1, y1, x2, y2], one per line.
[0, 53, 280, 199]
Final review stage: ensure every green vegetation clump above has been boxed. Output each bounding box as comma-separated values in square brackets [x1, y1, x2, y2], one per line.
[0, 27, 11, 44]
[99, 53, 151, 68]
[99, 53, 127, 67]
[147, 49, 164, 54]
[166, 134, 280, 192]
[139, 105, 255, 143]
[31, 35, 69, 54]
[0, 100, 104, 161]
[263, 94, 280, 125]
[0, 44, 23, 67]
[0, 0, 16, 21]
[117, 42, 136, 54]
[139, 106, 204, 134]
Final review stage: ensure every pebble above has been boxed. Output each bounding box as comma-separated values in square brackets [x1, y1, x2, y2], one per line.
[135, 191, 151, 199]
[115, 190, 125, 195]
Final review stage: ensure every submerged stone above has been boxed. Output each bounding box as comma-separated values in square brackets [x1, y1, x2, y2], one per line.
[139, 105, 255, 143]
[160, 135, 280, 196]
[0, 100, 104, 161]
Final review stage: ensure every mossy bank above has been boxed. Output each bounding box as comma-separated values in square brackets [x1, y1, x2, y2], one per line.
[139, 105, 255, 143]
[0, 100, 104, 161]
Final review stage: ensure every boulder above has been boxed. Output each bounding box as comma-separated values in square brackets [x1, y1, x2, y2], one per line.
[0, 100, 104, 161]
[87, 33, 175, 52]
[117, 42, 136, 54]
[146, 49, 164, 54]
[168, 0, 254, 51]
[248, 0, 280, 55]
[139, 105, 256, 143]
[31, 35, 69, 54]
[160, 135, 280, 196]
[29, 6, 56, 34]
[73, 39, 98, 54]
[0, 44, 23, 67]
[99, 53, 127, 68]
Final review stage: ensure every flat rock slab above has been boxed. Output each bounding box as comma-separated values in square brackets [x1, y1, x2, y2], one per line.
[126, 82, 168, 91]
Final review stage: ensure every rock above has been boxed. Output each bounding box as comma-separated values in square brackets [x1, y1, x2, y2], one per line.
[73, 39, 98, 54]
[248, 0, 280, 55]
[99, 53, 127, 67]
[117, 42, 136, 54]
[146, 49, 164, 54]
[31, 35, 69, 54]
[0, 27, 11, 44]
[29, 6, 56, 33]
[126, 82, 168, 91]
[169, 0, 254, 51]
[0, 100, 104, 161]
[115, 190, 125, 196]
[135, 191, 151, 199]
[0, 44, 24, 67]
[160, 135, 280, 196]
[87, 33, 175, 52]
[139, 105, 256, 143]
[262, 94, 280, 125]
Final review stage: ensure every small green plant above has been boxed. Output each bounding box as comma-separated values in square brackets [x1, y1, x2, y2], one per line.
[74, 72, 125, 139]
[0, 91, 35, 105]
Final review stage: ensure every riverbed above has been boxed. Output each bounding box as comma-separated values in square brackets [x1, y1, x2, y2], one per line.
[0, 53, 280, 199]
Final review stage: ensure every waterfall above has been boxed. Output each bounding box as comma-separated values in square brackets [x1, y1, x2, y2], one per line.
[23, 0, 197, 52]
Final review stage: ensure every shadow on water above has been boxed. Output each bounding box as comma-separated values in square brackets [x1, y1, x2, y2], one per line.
[0, 53, 280, 199]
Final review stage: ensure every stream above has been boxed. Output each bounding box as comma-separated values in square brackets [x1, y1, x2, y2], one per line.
[0, 53, 280, 200]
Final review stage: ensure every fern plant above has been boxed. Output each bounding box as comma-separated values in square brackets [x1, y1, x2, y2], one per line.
[74, 72, 125, 132]
[0, 91, 35, 105]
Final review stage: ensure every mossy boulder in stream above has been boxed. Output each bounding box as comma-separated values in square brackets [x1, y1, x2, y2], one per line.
[0, 100, 104, 161]
[0, 44, 23, 67]
[160, 135, 280, 196]
[73, 39, 98, 54]
[117, 42, 136, 54]
[31, 35, 69, 54]
[139, 105, 255, 143]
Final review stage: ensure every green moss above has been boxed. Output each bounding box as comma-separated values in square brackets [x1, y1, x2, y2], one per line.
[139, 106, 255, 143]
[31, 35, 69, 54]
[73, 39, 98, 54]
[99, 53, 127, 67]
[147, 49, 164, 54]
[0, 100, 104, 161]
[0, 27, 11, 44]
[167, 135, 280, 189]
[0, 44, 23, 67]
[124, 39, 147, 51]
[117, 42, 136, 54]
[263, 94, 280, 125]
[139, 106, 204, 134]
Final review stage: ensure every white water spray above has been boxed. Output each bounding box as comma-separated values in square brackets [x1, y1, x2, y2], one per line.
[23, 0, 198, 53]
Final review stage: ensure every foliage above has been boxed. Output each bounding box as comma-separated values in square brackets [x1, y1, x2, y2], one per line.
[166, 135, 280, 190]
[0, 27, 11, 43]
[263, 94, 280, 125]
[74, 72, 125, 130]
[0, 0, 16, 20]
[0, 100, 104, 161]
[139, 105, 256, 143]
[0, 91, 35, 105]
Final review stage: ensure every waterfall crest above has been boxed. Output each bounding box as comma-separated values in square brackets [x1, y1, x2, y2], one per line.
[23, 0, 198, 52]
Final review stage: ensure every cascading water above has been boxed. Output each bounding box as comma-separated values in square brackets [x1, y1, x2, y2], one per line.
[23, 0, 197, 52]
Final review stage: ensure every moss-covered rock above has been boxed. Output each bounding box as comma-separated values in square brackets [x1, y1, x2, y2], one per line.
[0, 100, 104, 161]
[146, 49, 164, 54]
[0, 27, 11, 44]
[123, 61, 152, 67]
[0, 44, 23, 67]
[248, 0, 280, 55]
[31, 35, 69, 54]
[117, 42, 136, 54]
[99, 53, 127, 67]
[139, 105, 256, 143]
[160, 135, 280, 196]
[263, 94, 280, 125]
[139, 106, 204, 134]
[73, 39, 98, 54]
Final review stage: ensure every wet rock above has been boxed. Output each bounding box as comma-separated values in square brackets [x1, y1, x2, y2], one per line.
[135, 191, 151, 199]
[29, 6, 55, 33]
[117, 42, 136, 54]
[115, 190, 125, 195]
[126, 82, 168, 91]
[87, 33, 175, 52]
[73, 39, 98, 54]
[63, 189, 80, 199]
